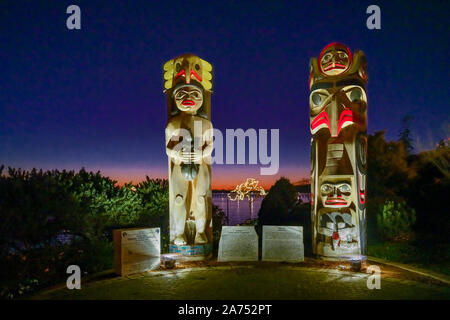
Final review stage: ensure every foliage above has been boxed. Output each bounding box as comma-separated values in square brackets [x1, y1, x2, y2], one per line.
[398, 115, 415, 154]
[368, 242, 450, 276]
[366, 131, 413, 242]
[367, 130, 449, 246]
[212, 205, 225, 250]
[0, 167, 169, 299]
[257, 177, 312, 254]
[376, 200, 416, 241]
[407, 144, 450, 242]
[258, 177, 300, 226]
[367, 131, 412, 200]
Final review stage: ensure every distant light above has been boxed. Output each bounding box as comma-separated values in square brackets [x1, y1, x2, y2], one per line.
[228, 178, 266, 201]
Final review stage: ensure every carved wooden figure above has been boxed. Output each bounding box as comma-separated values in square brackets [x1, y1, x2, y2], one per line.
[309, 43, 368, 259]
[163, 54, 214, 253]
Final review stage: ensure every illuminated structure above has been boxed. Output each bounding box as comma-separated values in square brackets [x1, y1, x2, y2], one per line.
[227, 178, 266, 201]
[228, 178, 266, 221]
[309, 43, 368, 260]
[163, 54, 213, 258]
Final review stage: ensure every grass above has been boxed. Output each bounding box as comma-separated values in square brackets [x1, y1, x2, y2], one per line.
[367, 241, 450, 276]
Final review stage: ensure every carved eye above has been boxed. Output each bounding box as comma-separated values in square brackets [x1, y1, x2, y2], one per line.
[343, 85, 366, 104]
[349, 88, 362, 102]
[338, 184, 351, 193]
[190, 90, 202, 100]
[311, 93, 322, 106]
[195, 64, 200, 71]
[338, 51, 347, 59]
[321, 184, 333, 194]
[175, 90, 187, 100]
[176, 63, 181, 72]
[322, 53, 332, 63]
[309, 89, 329, 111]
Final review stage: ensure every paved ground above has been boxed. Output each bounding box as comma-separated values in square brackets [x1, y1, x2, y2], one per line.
[33, 259, 450, 300]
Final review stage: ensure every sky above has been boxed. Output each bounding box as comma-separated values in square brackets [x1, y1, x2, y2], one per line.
[0, 0, 448, 189]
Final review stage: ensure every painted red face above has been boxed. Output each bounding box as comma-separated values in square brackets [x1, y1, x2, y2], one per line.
[320, 182, 352, 208]
[319, 43, 352, 76]
[173, 85, 204, 112]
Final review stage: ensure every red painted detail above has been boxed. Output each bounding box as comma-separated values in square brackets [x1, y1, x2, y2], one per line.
[359, 191, 365, 204]
[323, 63, 347, 71]
[336, 110, 353, 135]
[325, 199, 347, 205]
[181, 100, 195, 106]
[332, 232, 340, 240]
[357, 173, 366, 205]
[190, 69, 202, 82]
[311, 111, 331, 132]
[336, 110, 365, 136]
[175, 70, 186, 79]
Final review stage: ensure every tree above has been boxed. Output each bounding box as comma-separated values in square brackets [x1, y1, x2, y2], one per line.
[399, 115, 415, 154]
[366, 131, 414, 241]
[407, 144, 450, 242]
[258, 177, 299, 225]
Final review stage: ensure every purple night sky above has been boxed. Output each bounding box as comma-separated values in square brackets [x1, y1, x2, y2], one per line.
[1, 0, 448, 189]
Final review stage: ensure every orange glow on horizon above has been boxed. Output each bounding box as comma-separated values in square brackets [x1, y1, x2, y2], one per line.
[108, 165, 310, 190]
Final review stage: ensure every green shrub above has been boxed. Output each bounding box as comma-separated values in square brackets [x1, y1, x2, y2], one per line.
[376, 200, 416, 241]
[0, 166, 169, 299]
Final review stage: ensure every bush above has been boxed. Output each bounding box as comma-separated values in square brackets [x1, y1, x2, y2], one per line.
[0, 166, 169, 299]
[258, 177, 300, 226]
[212, 205, 226, 250]
[376, 200, 416, 241]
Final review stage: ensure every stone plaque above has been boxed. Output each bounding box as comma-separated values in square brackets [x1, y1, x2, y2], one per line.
[262, 226, 304, 262]
[113, 227, 161, 276]
[218, 226, 258, 262]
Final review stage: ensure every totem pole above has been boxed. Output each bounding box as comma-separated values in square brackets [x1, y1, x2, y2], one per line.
[309, 43, 368, 260]
[163, 54, 214, 259]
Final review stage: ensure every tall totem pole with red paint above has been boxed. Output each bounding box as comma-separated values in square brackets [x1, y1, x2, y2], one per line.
[309, 43, 368, 260]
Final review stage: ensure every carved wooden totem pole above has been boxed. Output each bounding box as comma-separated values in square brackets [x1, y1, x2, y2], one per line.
[309, 43, 368, 260]
[163, 54, 214, 259]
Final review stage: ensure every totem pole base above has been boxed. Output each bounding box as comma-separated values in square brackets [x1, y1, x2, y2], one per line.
[316, 254, 368, 271]
[169, 243, 213, 261]
[316, 254, 366, 262]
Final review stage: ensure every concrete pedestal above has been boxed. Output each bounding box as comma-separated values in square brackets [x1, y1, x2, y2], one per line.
[169, 243, 213, 261]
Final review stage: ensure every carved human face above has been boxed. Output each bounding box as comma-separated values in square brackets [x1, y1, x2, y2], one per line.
[173, 85, 203, 113]
[320, 181, 352, 208]
[320, 48, 350, 76]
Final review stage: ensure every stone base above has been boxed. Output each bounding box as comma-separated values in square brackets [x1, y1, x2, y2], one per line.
[169, 243, 213, 261]
[316, 254, 367, 263]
